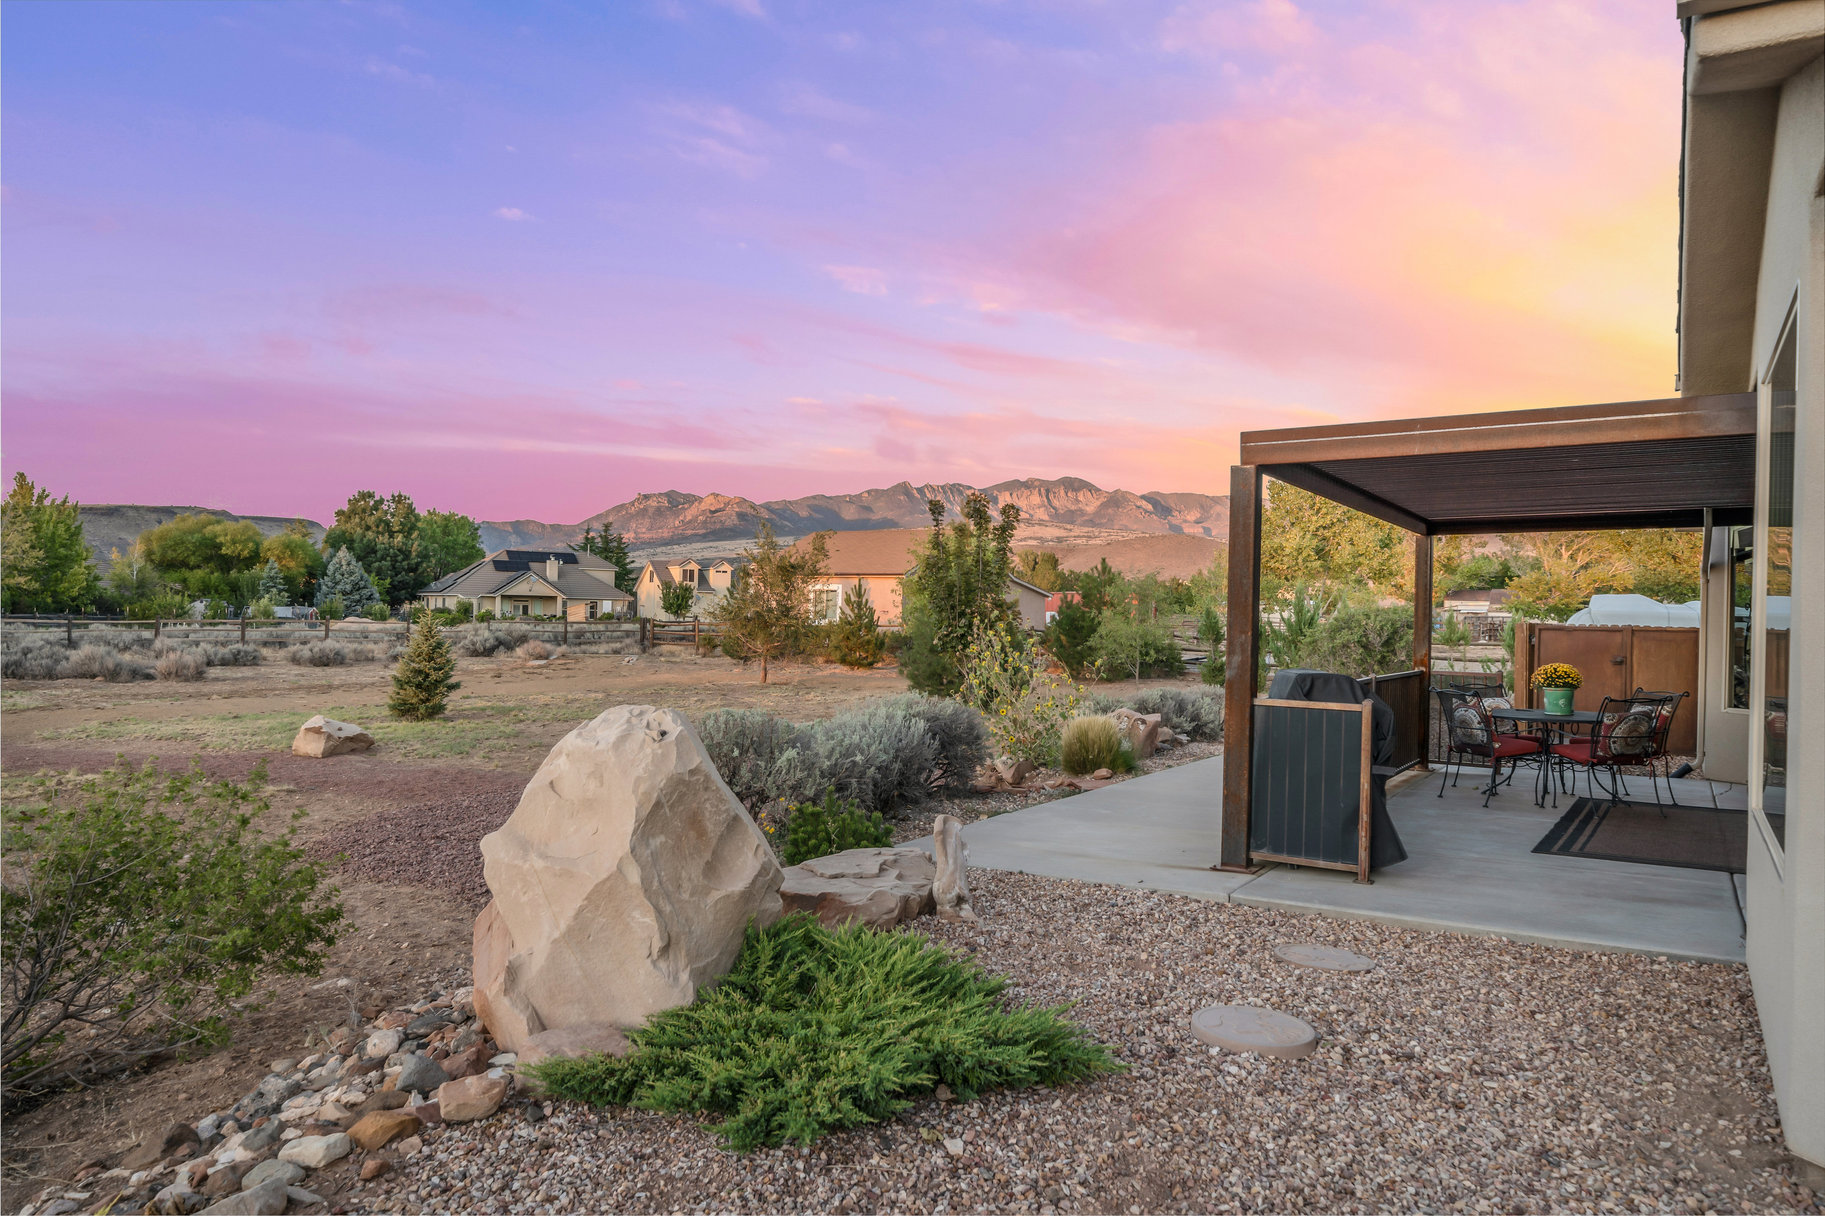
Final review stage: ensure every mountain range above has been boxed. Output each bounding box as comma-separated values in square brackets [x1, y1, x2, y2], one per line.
[76, 478, 1229, 572]
[477, 478, 1230, 551]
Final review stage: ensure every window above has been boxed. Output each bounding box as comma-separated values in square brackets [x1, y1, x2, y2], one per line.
[1756, 321, 1796, 849]
[586, 601, 598, 620]
[811, 587, 839, 622]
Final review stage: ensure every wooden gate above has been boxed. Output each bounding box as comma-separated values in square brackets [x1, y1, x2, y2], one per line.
[1519, 624, 1698, 753]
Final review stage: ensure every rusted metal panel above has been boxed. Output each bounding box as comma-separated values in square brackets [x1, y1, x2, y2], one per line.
[1220, 464, 1262, 872]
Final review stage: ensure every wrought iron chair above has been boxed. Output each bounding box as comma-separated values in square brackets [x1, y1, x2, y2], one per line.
[1626, 689, 1689, 807]
[1433, 687, 1544, 808]
[1549, 694, 1678, 810]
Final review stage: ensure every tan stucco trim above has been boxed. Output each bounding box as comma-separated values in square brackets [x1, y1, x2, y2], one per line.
[1688, 1, 1825, 95]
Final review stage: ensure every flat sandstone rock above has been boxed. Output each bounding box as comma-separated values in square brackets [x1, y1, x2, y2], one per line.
[779, 847, 935, 929]
[1190, 1005, 1319, 1059]
[1273, 944, 1376, 972]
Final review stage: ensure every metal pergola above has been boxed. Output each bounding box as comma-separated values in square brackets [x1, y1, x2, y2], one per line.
[1216, 392, 1758, 871]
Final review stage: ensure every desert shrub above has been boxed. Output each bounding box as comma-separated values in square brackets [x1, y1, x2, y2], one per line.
[362, 602, 392, 622]
[876, 694, 988, 793]
[476, 608, 496, 622]
[697, 709, 802, 810]
[154, 650, 207, 682]
[780, 702, 938, 818]
[454, 624, 528, 658]
[211, 644, 262, 667]
[1, 760, 343, 1099]
[2, 638, 69, 681]
[1294, 606, 1412, 679]
[1124, 688, 1225, 742]
[287, 641, 351, 667]
[961, 624, 1082, 767]
[516, 639, 552, 660]
[84, 629, 152, 652]
[1090, 610, 1183, 682]
[60, 645, 153, 683]
[1059, 715, 1125, 776]
[385, 643, 408, 663]
[778, 789, 891, 865]
[529, 914, 1117, 1151]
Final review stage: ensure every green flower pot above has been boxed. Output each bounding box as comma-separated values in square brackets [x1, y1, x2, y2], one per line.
[1542, 687, 1575, 715]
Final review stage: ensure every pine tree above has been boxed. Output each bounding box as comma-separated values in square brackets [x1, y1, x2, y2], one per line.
[832, 580, 884, 668]
[314, 546, 380, 616]
[576, 524, 636, 594]
[389, 615, 460, 720]
[256, 559, 290, 605]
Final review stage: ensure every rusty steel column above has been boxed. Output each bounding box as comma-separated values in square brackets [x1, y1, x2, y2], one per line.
[1413, 530, 1433, 769]
[1220, 464, 1263, 871]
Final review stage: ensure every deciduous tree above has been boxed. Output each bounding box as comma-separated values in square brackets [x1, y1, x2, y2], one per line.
[1, 473, 98, 613]
[711, 525, 829, 683]
[417, 510, 485, 582]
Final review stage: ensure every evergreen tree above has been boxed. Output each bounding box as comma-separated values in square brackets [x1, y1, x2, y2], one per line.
[1041, 598, 1099, 679]
[832, 580, 885, 668]
[576, 524, 636, 593]
[256, 559, 290, 605]
[389, 615, 460, 720]
[710, 524, 829, 683]
[1, 473, 100, 613]
[314, 546, 381, 616]
[323, 491, 423, 607]
[900, 493, 1020, 695]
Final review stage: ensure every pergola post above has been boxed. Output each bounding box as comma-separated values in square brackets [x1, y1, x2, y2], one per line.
[1219, 464, 1262, 871]
[1413, 530, 1433, 768]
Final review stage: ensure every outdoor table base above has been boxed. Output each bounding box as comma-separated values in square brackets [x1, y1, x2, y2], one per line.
[1489, 707, 1602, 808]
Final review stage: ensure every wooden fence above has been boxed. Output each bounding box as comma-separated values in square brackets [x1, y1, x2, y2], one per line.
[2, 616, 645, 652]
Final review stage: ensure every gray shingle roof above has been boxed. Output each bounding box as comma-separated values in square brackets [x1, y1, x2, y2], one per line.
[421, 548, 631, 601]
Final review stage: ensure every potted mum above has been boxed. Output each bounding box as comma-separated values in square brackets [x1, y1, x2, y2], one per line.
[1531, 662, 1583, 715]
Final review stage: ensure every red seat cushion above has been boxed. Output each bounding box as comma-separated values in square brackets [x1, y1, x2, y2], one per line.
[1491, 737, 1541, 758]
[1551, 740, 1595, 763]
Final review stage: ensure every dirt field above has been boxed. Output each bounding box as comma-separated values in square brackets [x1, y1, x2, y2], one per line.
[0, 648, 913, 1187]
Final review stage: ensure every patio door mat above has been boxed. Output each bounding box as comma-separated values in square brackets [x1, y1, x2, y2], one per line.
[1532, 798, 1745, 874]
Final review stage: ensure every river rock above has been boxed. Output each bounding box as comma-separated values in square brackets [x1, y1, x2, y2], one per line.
[391, 1054, 448, 1096]
[474, 705, 782, 1053]
[276, 1133, 350, 1169]
[779, 847, 935, 929]
[347, 1109, 420, 1151]
[291, 715, 373, 758]
[435, 1073, 510, 1122]
[203, 1178, 287, 1216]
[240, 1160, 303, 1191]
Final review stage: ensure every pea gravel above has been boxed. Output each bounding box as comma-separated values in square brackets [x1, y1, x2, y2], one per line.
[352, 871, 1819, 1214]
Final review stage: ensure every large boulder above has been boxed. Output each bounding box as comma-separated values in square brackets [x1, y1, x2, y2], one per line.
[474, 705, 782, 1053]
[1111, 709, 1164, 760]
[291, 716, 374, 758]
[779, 848, 935, 929]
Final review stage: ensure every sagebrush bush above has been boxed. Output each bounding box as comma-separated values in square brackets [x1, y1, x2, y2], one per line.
[516, 639, 552, 660]
[2, 639, 69, 681]
[211, 644, 262, 667]
[455, 624, 529, 658]
[778, 789, 891, 865]
[1, 760, 343, 1099]
[1060, 715, 1124, 775]
[287, 640, 351, 667]
[528, 914, 1118, 1150]
[154, 650, 207, 681]
[877, 694, 989, 792]
[697, 709, 802, 810]
[1123, 687, 1224, 741]
[60, 645, 152, 683]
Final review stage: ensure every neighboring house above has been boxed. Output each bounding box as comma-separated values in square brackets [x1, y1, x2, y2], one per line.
[419, 549, 633, 619]
[796, 528, 1052, 630]
[1439, 588, 1513, 616]
[1044, 590, 1082, 624]
[633, 556, 746, 619]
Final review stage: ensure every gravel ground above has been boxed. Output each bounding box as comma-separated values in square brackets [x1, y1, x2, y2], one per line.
[317, 791, 521, 907]
[352, 870, 1818, 1215]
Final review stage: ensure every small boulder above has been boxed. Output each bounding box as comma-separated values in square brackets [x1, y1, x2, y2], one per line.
[779, 848, 935, 929]
[435, 1073, 510, 1122]
[994, 756, 1036, 787]
[277, 1133, 351, 1169]
[347, 1109, 420, 1152]
[1110, 710, 1164, 760]
[438, 1043, 492, 1081]
[930, 814, 977, 924]
[200, 1163, 248, 1198]
[240, 1160, 304, 1191]
[360, 1158, 391, 1182]
[123, 1122, 202, 1170]
[364, 1029, 402, 1060]
[1091, 768, 1113, 780]
[203, 1177, 287, 1216]
[391, 1054, 448, 1096]
[291, 715, 374, 758]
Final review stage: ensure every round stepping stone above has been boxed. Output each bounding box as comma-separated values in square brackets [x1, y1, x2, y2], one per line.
[1273, 944, 1376, 972]
[1190, 1005, 1318, 1059]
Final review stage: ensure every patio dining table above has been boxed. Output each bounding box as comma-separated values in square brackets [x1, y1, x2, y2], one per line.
[1489, 706, 1601, 807]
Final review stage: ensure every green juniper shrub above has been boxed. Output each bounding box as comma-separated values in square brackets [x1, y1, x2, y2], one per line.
[1059, 715, 1130, 776]
[528, 913, 1119, 1150]
[389, 615, 460, 720]
[1, 760, 342, 1100]
[778, 788, 891, 865]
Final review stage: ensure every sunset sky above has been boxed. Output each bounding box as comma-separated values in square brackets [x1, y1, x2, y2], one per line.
[3, 0, 1686, 524]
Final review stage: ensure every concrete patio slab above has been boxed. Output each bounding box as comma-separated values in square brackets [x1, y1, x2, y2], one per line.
[937, 756, 1748, 964]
